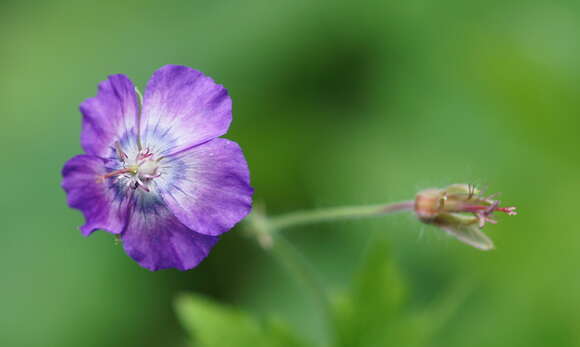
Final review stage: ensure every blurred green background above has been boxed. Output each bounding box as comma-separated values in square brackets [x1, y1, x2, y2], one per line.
[1, 0, 580, 346]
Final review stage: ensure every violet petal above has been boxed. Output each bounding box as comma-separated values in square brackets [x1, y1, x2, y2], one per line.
[157, 138, 253, 236]
[140, 65, 232, 156]
[61, 155, 130, 235]
[121, 197, 219, 271]
[80, 74, 140, 158]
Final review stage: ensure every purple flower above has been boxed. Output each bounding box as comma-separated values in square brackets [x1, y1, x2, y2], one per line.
[62, 65, 253, 271]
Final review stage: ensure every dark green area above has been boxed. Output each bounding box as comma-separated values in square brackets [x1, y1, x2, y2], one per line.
[1, 0, 579, 346]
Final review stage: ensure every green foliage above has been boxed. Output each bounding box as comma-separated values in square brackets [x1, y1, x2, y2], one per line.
[333, 239, 471, 347]
[175, 294, 308, 347]
[176, 239, 470, 347]
[333, 240, 406, 347]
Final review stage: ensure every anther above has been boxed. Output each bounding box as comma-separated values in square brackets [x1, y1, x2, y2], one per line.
[115, 142, 128, 162]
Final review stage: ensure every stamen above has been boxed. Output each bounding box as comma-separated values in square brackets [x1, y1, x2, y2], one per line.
[135, 86, 143, 151]
[115, 141, 128, 162]
[460, 202, 517, 217]
[478, 215, 498, 228]
[484, 216, 498, 224]
[460, 204, 489, 213]
[96, 168, 134, 183]
[485, 200, 500, 214]
[137, 148, 153, 161]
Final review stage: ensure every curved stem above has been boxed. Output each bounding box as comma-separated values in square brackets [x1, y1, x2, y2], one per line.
[246, 208, 336, 346]
[269, 201, 414, 231]
[245, 200, 415, 346]
[269, 234, 336, 347]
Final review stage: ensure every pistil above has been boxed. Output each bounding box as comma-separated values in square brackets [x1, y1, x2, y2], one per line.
[96, 141, 161, 192]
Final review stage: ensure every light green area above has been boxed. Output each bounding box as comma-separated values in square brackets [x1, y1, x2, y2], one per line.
[175, 239, 469, 347]
[1, 0, 579, 346]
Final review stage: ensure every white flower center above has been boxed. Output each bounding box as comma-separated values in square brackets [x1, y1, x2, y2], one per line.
[99, 144, 163, 193]
[138, 159, 160, 178]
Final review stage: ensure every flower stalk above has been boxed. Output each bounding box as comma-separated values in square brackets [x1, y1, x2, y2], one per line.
[268, 201, 415, 231]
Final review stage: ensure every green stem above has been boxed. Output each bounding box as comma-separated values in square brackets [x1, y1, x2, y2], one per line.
[269, 201, 415, 231]
[246, 201, 415, 346]
[269, 234, 336, 347]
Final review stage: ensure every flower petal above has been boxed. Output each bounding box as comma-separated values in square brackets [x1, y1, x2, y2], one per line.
[121, 196, 219, 271]
[61, 155, 130, 236]
[140, 65, 232, 156]
[80, 74, 140, 158]
[156, 138, 253, 236]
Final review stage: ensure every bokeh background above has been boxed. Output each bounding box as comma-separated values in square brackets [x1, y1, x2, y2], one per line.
[2, 0, 579, 346]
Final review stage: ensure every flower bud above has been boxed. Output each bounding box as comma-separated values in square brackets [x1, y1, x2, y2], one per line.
[414, 184, 517, 250]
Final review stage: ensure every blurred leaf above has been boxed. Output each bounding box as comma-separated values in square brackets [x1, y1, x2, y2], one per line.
[334, 239, 406, 347]
[175, 293, 309, 347]
[384, 280, 473, 347]
[265, 316, 314, 347]
[334, 239, 470, 347]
